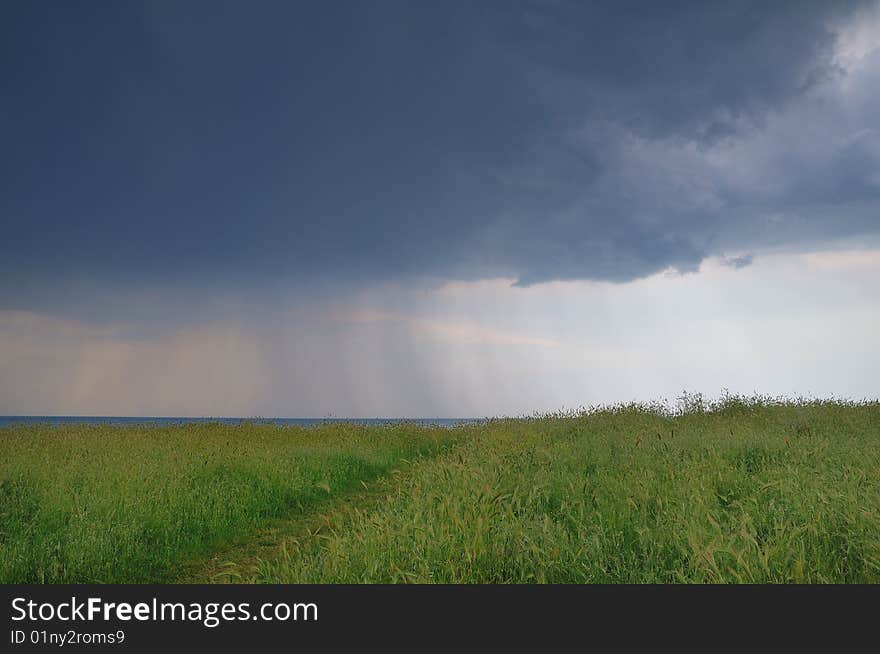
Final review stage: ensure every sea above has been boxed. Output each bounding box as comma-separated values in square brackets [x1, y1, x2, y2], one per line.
[0, 416, 480, 428]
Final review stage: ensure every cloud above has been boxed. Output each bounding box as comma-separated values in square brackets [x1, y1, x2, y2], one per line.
[1, 1, 879, 311]
[3, 249, 878, 416]
[720, 254, 755, 269]
[801, 248, 880, 269]
[337, 310, 561, 347]
[0, 311, 270, 416]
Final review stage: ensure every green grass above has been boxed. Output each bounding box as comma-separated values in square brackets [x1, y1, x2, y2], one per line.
[0, 421, 460, 583]
[254, 398, 880, 583]
[3, 397, 879, 584]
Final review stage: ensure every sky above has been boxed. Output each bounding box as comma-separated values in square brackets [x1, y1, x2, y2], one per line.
[2, 1, 879, 416]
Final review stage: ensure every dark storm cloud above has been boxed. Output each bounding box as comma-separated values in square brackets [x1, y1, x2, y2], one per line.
[2, 0, 878, 305]
[488, 0, 846, 139]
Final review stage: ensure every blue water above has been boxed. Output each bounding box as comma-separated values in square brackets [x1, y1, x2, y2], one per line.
[0, 416, 480, 428]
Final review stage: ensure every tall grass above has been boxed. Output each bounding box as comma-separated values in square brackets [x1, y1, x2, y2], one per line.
[256, 399, 880, 583]
[3, 398, 878, 584]
[0, 422, 460, 583]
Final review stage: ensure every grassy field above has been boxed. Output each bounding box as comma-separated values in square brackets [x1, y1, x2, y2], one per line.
[0, 422, 460, 583]
[2, 397, 879, 583]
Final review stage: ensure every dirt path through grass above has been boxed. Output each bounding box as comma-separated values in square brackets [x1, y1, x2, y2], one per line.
[176, 447, 462, 583]
[1, 421, 467, 583]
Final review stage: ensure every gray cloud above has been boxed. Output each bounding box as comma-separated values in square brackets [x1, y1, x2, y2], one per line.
[4, 249, 880, 416]
[1, 1, 879, 309]
[476, 12, 880, 285]
[720, 254, 754, 270]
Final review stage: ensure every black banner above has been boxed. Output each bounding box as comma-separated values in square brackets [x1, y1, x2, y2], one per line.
[2, 584, 876, 650]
